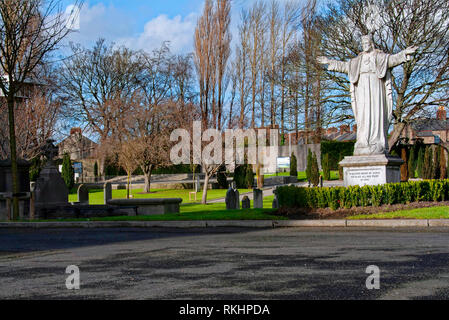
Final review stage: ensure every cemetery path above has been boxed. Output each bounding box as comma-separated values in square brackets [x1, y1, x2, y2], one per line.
[0, 227, 449, 299]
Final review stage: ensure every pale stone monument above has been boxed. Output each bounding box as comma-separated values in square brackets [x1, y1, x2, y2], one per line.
[318, 34, 417, 186]
[253, 189, 263, 209]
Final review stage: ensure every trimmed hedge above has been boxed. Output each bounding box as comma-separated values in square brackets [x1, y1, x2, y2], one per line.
[321, 141, 354, 170]
[275, 180, 449, 210]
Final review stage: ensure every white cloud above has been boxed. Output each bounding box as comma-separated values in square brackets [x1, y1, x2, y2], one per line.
[117, 13, 198, 54]
[63, 3, 135, 48]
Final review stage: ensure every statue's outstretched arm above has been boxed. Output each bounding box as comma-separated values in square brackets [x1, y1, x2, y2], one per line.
[317, 56, 348, 74]
[388, 46, 418, 68]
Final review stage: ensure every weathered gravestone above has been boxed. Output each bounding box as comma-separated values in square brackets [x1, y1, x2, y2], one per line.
[225, 187, 236, 210]
[34, 140, 69, 217]
[253, 189, 263, 209]
[241, 196, 250, 209]
[77, 184, 89, 204]
[104, 182, 112, 204]
[234, 189, 240, 209]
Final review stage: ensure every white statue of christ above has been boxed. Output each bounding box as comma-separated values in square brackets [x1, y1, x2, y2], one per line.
[318, 35, 417, 156]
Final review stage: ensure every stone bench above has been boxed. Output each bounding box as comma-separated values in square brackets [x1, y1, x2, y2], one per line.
[107, 198, 182, 215]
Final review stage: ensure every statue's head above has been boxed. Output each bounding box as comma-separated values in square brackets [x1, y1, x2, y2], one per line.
[361, 34, 374, 53]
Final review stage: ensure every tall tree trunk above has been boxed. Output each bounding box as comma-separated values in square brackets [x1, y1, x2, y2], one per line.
[7, 94, 19, 220]
[142, 164, 153, 193]
[201, 172, 210, 204]
[388, 122, 407, 152]
[126, 171, 131, 199]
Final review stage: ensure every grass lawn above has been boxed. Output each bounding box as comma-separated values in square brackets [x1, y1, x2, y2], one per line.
[349, 206, 449, 220]
[69, 188, 252, 205]
[264, 171, 339, 181]
[61, 187, 278, 221]
[37, 194, 279, 222]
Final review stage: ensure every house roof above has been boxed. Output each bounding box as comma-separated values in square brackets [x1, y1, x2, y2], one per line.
[411, 119, 449, 132]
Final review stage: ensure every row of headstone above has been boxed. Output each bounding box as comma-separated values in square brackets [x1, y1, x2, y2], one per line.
[77, 182, 112, 205]
[225, 188, 265, 210]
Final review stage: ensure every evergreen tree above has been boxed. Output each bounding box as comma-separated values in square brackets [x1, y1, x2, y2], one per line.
[338, 152, 344, 180]
[94, 161, 98, 178]
[408, 146, 415, 179]
[306, 149, 313, 182]
[322, 153, 331, 180]
[61, 153, 75, 190]
[310, 152, 320, 186]
[423, 146, 433, 179]
[417, 147, 424, 178]
[440, 147, 447, 179]
[434, 146, 441, 179]
[290, 153, 298, 177]
[216, 164, 228, 189]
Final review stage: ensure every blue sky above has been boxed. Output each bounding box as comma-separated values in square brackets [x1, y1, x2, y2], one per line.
[59, 0, 253, 54]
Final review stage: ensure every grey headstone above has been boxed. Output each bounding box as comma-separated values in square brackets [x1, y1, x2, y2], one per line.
[272, 196, 279, 209]
[241, 196, 250, 209]
[77, 184, 89, 204]
[34, 163, 69, 207]
[225, 188, 236, 210]
[253, 189, 263, 209]
[234, 189, 240, 209]
[104, 182, 112, 204]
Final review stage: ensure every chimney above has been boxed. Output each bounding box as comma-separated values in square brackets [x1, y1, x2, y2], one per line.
[70, 127, 82, 136]
[437, 106, 447, 121]
[340, 125, 350, 135]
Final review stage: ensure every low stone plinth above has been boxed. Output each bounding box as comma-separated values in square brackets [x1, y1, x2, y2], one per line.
[339, 155, 404, 187]
[107, 198, 182, 215]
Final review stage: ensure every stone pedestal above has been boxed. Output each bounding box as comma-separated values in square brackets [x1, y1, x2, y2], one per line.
[339, 155, 404, 187]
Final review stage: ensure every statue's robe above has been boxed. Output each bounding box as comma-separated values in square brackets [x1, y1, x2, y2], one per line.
[328, 50, 407, 155]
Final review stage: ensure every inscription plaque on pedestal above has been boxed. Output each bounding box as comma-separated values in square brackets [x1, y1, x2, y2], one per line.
[340, 155, 403, 187]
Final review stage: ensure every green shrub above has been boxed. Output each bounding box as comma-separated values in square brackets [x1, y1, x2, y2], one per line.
[216, 165, 228, 189]
[320, 141, 354, 170]
[234, 164, 254, 189]
[29, 156, 43, 182]
[348, 186, 360, 207]
[370, 185, 384, 207]
[275, 179, 449, 211]
[408, 146, 416, 179]
[290, 153, 298, 177]
[360, 186, 371, 207]
[322, 153, 331, 181]
[423, 147, 433, 179]
[417, 147, 424, 178]
[430, 180, 445, 202]
[306, 150, 313, 182]
[61, 153, 74, 190]
[310, 153, 320, 186]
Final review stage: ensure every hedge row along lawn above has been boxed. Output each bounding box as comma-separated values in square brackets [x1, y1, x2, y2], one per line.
[276, 180, 449, 210]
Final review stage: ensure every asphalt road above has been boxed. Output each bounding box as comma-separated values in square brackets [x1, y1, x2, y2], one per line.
[1, 227, 449, 300]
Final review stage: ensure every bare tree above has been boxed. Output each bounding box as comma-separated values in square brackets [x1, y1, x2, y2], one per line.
[0, 0, 82, 219]
[194, 0, 232, 204]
